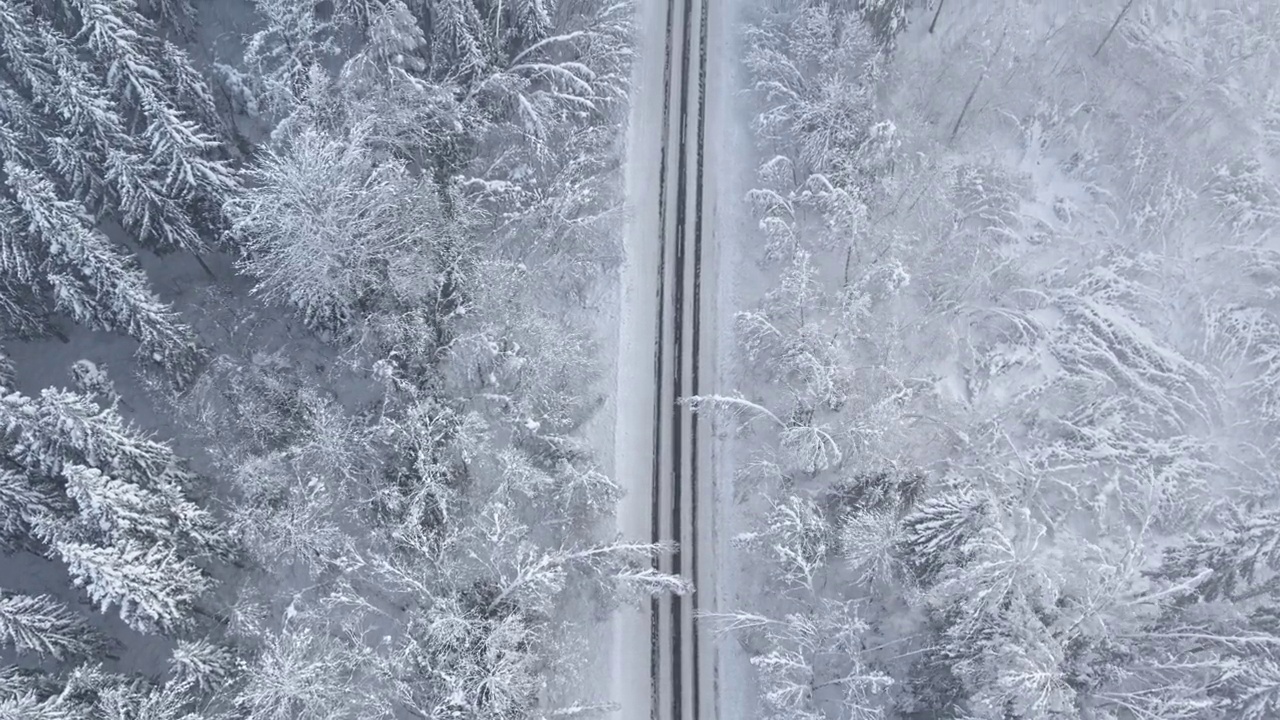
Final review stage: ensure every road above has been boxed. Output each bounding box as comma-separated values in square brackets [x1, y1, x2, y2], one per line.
[613, 0, 717, 717]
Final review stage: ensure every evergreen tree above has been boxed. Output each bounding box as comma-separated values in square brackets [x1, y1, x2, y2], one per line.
[855, 0, 912, 48]
[1, 380, 225, 635]
[0, 161, 201, 380]
[242, 0, 347, 117]
[94, 676, 202, 720]
[0, 0, 225, 255]
[427, 0, 489, 84]
[897, 481, 993, 583]
[104, 148, 203, 253]
[143, 0, 197, 40]
[1153, 503, 1280, 603]
[0, 252, 48, 340]
[1, 385, 176, 482]
[56, 539, 209, 634]
[0, 467, 59, 550]
[63, 464, 173, 546]
[0, 592, 100, 661]
[170, 638, 239, 692]
[355, 0, 428, 76]
[0, 0, 236, 393]
[1230, 659, 1280, 720]
[501, 0, 552, 50]
[0, 692, 80, 720]
[0, 665, 53, 703]
[0, 4, 118, 206]
[69, 360, 119, 408]
[67, 0, 228, 194]
[154, 38, 222, 133]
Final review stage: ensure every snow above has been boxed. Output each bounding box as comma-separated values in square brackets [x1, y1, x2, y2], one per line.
[609, 0, 763, 714]
[609, 0, 668, 713]
[3, 0, 714, 713]
[697, 0, 760, 716]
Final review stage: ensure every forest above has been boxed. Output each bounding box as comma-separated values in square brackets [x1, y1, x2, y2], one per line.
[4, 0, 1280, 718]
[0, 0, 683, 717]
[720, 0, 1280, 718]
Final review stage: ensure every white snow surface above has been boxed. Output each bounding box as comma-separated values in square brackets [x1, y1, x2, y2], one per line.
[700, 0, 757, 718]
[608, 0, 756, 716]
[609, 0, 667, 713]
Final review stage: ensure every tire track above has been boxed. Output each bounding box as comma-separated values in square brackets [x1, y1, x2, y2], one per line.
[650, 0, 678, 714]
[670, 0, 695, 709]
[690, 0, 710, 714]
[653, 0, 708, 715]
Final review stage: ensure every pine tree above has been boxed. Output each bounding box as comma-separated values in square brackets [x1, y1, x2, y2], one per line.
[60, 663, 129, 713]
[0, 1, 215, 254]
[0, 592, 100, 661]
[0, 5, 118, 206]
[136, 93, 234, 201]
[856, 0, 912, 48]
[504, 0, 552, 48]
[1153, 504, 1280, 603]
[242, 0, 347, 117]
[0, 252, 48, 340]
[62, 464, 173, 546]
[0, 467, 60, 549]
[170, 638, 239, 692]
[56, 539, 209, 634]
[1230, 658, 1280, 720]
[0, 665, 52, 703]
[915, 511, 1083, 719]
[144, 0, 197, 39]
[0, 692, 80, 720]
[0, 161, 201, 380]
[345, 0, 428, 82]
[897, 481, 993, 583]
[161, 493, 233, 561]
[154, 37, 224, 144]
[0, 385, 175, 482]
[428, 0, 490, 84]
[1, 379, 228, 557]
[67, 0, 235, 210]
[94, 676, 202, 720]
[69, 360, 119, 408]
[104, 148, 203, 253]
[0, 349, 13, 390]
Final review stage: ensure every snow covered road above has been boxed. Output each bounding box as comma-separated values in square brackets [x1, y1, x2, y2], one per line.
[613, 0, 725, 717]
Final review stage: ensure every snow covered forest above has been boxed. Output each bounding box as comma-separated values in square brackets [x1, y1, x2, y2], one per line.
[4, 0, 1280, 717]
[718, 0, 1280, 718]
[0, 0, 687, 717]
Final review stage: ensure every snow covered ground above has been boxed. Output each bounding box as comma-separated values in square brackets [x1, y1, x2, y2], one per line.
[699, 0, 758, 717]
[610, 0, 757, 716]
[611, 0, 670, 714]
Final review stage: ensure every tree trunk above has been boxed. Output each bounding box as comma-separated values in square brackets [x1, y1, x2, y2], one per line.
[1093, 0, 1137, 57]
[950, 78, 982, 141]
[929, 0, 947, 34]
[950, 29, 1007, 142]
[194, 253, 217, 281]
